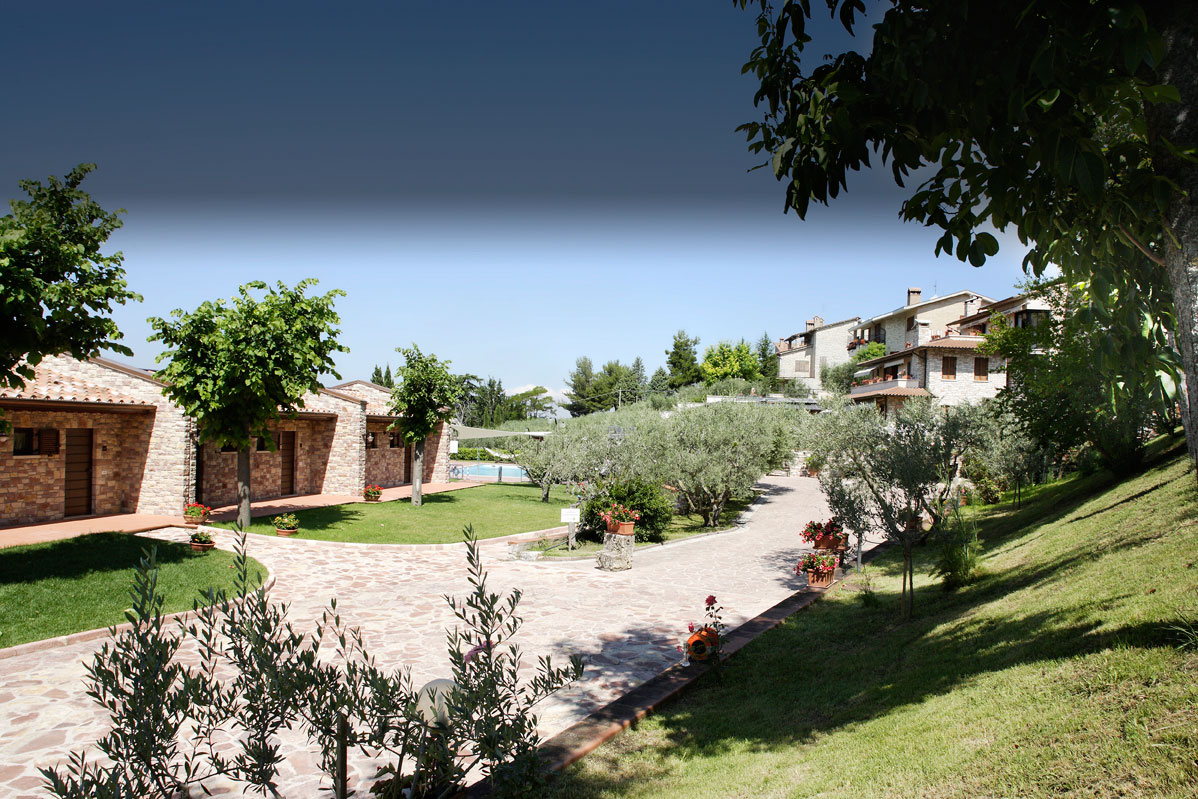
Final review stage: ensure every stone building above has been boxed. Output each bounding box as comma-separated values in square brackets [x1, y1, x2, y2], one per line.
[775, 315, 860, 394]
[1, 359, 451, 528]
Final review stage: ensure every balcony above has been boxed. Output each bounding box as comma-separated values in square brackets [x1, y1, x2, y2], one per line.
[849, 377, 921, 396]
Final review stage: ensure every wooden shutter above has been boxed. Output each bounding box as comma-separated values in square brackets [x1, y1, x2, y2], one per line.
[38, 428, 60, 455]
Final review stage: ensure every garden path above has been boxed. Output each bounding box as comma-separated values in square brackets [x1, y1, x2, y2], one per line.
[0, 473, 868, 797]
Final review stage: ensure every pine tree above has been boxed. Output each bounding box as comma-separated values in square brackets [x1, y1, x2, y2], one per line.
[665, 330, 701, 389]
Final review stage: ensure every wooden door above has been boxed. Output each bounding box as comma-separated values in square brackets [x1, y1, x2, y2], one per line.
[404, 445, 414, 483]
[280, 431, 296, 495]
[64, 429, 93, 517]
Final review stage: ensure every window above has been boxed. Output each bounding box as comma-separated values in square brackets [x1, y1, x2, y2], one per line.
[942, 356, 957, 380]
[906, 315, 916, 331]
[388, 431, 401, 449]
[884, 365, 899, 380]
[38, 428, 59, 455]
[974, 357, 989, 381]
[13, 427, 36, 455]
[220, 443, 238, 453]
[256, 436, 269, 452]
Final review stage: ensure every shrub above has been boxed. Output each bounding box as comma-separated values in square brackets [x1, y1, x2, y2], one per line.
[583, 479, 673, 543]
[931, 507, 982, 591]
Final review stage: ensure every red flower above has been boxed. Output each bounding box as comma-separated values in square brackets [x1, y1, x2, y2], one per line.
[705, 595, 716, 608]
[687, 621, 695, 633]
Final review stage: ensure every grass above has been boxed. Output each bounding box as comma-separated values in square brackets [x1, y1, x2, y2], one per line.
[213, 483, 575, 544]
[551, 438, 1198, 798]
[534, 495, 756, 558]
[0, 533, 266, 648]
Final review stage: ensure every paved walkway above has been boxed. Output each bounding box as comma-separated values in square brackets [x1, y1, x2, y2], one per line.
[0, 474, 855, 797]
[0, 482, 483, 548]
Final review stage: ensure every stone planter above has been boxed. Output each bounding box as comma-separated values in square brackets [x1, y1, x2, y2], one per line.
[190, 541, 215, 552]
[182, 515, 208, 526]
[364, 496, 382, 502]
[596, 532, 634, 571]
[275, 528, 298, 537]
[806, 569, 834, 589]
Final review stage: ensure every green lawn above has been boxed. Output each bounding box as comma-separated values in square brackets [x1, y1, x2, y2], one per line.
[551, 440, 1198, 798]
[535, 495, 757, 558]
[0, 533, 266, 649]
[215, 483, 574, 544]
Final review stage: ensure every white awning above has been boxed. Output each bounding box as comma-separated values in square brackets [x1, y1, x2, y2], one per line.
[451, 424, 550, 441]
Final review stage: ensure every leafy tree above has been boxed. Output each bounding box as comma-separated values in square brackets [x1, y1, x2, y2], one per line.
[1, 163, 141, 391]
[665, 330, 702, 389]
[149, 280, 346, 529]
[563, 356, 599, 416]
[592, 360, 638, 409]
[452, 372, 482, 423]
[388, 345, 462, 506]
[820, 341, 886, 394]
[983, 281, 1158, 475]
[736, 1, 1198, 472]
[807, 399, 952, 619]
[756, 332, 780, 389]
[700, 340, 762, 384]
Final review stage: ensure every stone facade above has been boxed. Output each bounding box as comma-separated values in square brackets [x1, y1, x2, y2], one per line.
[0, 356, 191, 526]
[776, 316, 859, 394]
[851, 288, 993, 356]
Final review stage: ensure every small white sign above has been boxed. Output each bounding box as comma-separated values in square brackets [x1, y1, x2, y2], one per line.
[560, 508, 581, 524]
[449, 440, 459, 454]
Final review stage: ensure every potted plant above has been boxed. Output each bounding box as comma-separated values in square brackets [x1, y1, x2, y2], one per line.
[598, 503, 641, 535]
[272, 513, 300, 536]
[802, 519, 848, 550]
[189, 529, 215, 552]
[182, 502, 211, 526]
[364, 484, 383, 502]
[796, 550, 838, 588]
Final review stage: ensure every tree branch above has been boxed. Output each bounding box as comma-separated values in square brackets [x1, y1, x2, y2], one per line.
[1118, 224, 1166, 266]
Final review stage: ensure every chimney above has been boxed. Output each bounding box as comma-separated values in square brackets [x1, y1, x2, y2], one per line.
[963, 296, 977, 317]
[805, 319, 815, 331]
[812, 315, 824, 328]
[906, 287, 922, 306]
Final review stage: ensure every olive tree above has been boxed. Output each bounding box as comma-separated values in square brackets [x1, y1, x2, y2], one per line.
[148, 280, 346, 529]
[1, 164, 141, 392]
[807, 399, 951, 619]
[655, 402, 797, 526]
[388, 345, 462, 507]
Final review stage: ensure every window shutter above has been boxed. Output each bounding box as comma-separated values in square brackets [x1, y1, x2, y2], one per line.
[38, 428, 60, 455]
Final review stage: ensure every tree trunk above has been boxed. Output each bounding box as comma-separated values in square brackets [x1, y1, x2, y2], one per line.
[901, 548, 910, 619]
[541, 481, 551, 503]
[237, 447, 251, 530]
[412, 438, 424, 507]
[1146, 7, 1198, 477]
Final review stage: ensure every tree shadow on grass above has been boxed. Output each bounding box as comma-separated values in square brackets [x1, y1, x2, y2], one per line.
[0, 532, 197, 586]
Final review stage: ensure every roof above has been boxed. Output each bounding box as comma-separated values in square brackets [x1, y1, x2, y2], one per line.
[955, 293, 1031, 327]
[783, 316, 861, 342]
[855, 336, 987, 368]
[854, 290, 993, 328]
[328, 380, 392, 414]
[0, 357, 157, 409]
[850, 386, 932, 400]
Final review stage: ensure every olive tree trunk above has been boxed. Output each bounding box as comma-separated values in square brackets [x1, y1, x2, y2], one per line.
[412, 438, 424, 507]
[237, 448, 252, 530]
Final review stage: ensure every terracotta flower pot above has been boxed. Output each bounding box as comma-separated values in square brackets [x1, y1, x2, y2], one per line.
[813, 534, 848, 551]
[806, 569, 834, 588]
[365, 496, 381, 502]
[275, 528, 298, 536]
[182, 516, 207, 526]
[190, 541, 215, 552]
[606, 519, 619, 533]
[614, 521, 635, 536]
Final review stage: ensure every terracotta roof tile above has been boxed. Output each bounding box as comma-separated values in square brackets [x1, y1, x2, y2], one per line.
[850, 387, 932, 400]
[0, 365, 153, 407]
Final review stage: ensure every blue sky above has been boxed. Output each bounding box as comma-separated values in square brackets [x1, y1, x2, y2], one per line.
[4, 1, 1029, 400]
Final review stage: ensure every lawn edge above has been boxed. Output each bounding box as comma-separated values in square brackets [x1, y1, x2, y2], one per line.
[0, 561, 277, 661]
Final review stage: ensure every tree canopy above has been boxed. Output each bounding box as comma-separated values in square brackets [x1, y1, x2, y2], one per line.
[665, 330, 702, 389]
[700, 340, 761, 385]
[388, 344, 462, 506]
[1, 163, 141, 390]
[148, 279, 346, 527]
[737, 0, 1198, 468]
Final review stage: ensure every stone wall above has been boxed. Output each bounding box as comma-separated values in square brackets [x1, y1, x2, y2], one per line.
[198, 417, 336, 507]
[925, 350, 1006, 406]
[0, 356, 191, 525]
[365, 420, 406, 486]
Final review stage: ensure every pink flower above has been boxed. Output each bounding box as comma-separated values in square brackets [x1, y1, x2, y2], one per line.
[464, 641, 492, 664]
[705, 595, 716, 608]
[687, 621, 695, 633]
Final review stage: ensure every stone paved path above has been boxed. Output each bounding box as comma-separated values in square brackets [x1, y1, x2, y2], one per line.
[0, 474, 853, 797]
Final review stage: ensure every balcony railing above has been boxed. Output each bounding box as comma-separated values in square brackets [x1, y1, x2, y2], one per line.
[849, 377, 921, 396]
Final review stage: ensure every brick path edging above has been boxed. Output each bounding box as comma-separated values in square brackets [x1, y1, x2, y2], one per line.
[0, 565, 277, 662]
[212, 524, 570, 551]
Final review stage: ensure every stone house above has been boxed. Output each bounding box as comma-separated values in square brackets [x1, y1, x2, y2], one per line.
[848, 287, 994, 357]
[1, 359, 451, 528]
[775, 315, 860, 394]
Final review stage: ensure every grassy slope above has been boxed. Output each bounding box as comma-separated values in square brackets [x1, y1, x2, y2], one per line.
[553, 441, 1198, 798]
[0, 533, 266, 648]
[214, 484, 574, 544]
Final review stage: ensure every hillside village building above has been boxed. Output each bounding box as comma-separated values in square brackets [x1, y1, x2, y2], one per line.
[0, 357, 449, 528]
[775, 315, 860, 394]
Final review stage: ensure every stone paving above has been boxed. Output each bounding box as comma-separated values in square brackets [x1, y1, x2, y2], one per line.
[0, 473, 857, 797]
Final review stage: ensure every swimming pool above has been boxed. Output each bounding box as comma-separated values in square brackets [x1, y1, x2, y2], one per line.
[451, 462, 529, 480]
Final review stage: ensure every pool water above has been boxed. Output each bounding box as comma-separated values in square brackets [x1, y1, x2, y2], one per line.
[457, 462, 528, 479]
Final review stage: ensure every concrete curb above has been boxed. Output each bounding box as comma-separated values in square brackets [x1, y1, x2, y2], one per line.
[0, 560, 277, 662]
[214, 524, 570, 552]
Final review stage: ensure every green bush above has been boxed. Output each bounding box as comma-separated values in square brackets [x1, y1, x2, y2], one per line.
[973, 474, 1001, 504]
[452, 446, 514, 462]
[930, 507, 981, 591]
[582, 479, 674, 543]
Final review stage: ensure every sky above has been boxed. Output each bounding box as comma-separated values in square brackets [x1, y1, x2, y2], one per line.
[4, 1, 1030, 403]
